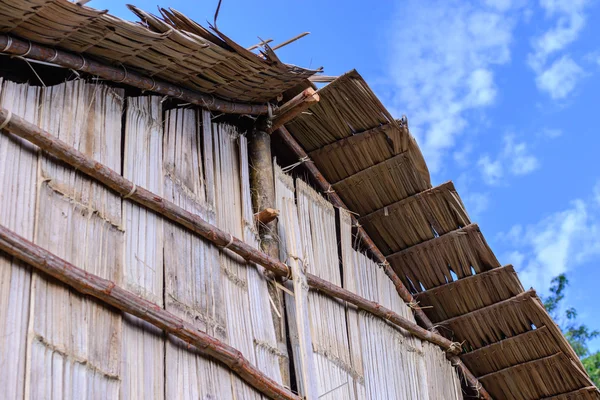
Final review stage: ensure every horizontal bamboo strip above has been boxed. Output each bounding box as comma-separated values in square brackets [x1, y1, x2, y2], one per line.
[0, 224, 298, 400]
[0, 34, 268, 115]
[0, 107, 466, 358]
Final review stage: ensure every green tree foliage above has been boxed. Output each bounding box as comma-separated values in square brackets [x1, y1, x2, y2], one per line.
[543, 274, 599, 387]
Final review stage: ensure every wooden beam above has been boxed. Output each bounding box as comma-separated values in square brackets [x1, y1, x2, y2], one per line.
[0, 107, 466, 358]
[0, 224, 299, 400]
[308, 75, 338, 83]
[254, 208, 280, 225]
[477, 353, 562, 380]
[271, 32, 310, 51]
[276, 124, 492, 399]
[0, 34, 269, 115]
[268, 88, 319, 132]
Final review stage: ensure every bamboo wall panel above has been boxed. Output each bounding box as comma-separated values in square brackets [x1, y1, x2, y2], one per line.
[30, 81, 124, 397]
[340, 209, 462, 400]
[275, 164, 319, 399]
[121, 96, 165, 398]
[162, 108, 232, 399]
[0, 79, 42, 399]
[295, 179, 358, 399]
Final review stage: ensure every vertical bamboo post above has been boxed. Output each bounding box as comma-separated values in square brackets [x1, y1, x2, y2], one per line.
[248, 117, 290, 387]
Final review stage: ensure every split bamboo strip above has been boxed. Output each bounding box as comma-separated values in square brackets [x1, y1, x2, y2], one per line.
[0, 224, 299, 400]
[0, 107, 471, 356]
[0, 34, 269, 115]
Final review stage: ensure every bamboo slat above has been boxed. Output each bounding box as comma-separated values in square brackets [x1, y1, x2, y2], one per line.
[0, 79, 41, 399]
[30, 80, 124, 397]
[296, 179, 358, 399]
[275, 163, 319, 399]
[162, 108, 231, 399]
[121, 96, 165, 398]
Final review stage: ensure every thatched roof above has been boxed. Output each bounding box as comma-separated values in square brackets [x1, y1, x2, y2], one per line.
[0, 0, 318, 102]
[285, 70, 600, 399]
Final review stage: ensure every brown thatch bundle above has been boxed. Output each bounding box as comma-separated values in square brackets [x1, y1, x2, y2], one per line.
[388, 223, 500, 292]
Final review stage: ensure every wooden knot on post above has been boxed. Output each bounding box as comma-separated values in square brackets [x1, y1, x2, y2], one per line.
[254, 208, 279, 225]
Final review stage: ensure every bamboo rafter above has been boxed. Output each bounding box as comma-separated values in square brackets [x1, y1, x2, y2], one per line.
[0, 107, 465, 356]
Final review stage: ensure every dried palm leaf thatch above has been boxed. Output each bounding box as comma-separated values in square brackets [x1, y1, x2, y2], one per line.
[286, 70, 407, 152]
[0, 0, 317, 102]
[121, 95, 165, 398]
[478, 353, 595, 400]
[0, 78, 42, 399]
[388, 223, 500, 293]
[461, 326, 561, 377]
[415, 265, 524, 323]
[442, 290, 581, 364]
[340, 209, 463, 399]
[541, 386, 600, 400]
[359, 181, 470, 255]
[331, 150, 431, 216]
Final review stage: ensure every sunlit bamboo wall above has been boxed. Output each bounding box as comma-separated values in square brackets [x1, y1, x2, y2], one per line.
[0, 78, 282, 399]
[0, 77, 462, 399]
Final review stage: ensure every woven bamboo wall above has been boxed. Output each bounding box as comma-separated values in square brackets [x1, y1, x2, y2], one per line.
[0, 77, 464, 399]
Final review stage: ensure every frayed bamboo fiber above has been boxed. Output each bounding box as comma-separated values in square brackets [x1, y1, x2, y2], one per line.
[0, 106, 466, 357]
[0, 223, 299, 400]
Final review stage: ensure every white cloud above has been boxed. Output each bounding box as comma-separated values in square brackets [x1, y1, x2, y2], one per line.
[536, 55, 585, 99]
[502, 183, 600, 293]
[387, 0, 518, 173]
[541, 128, 562, 138]
[504, 134, 540, 175]
[478, 134, 539, 185]
[594, 181, 600, 206]
[528, 0, 590, 98]
[529, 0, 589, 70]
[463, 191, 491, 218]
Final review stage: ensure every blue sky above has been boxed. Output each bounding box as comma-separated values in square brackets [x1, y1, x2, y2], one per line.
[94, 0, 600, 351]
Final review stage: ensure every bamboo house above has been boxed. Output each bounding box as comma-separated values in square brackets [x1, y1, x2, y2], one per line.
[0, 1, 598, 399]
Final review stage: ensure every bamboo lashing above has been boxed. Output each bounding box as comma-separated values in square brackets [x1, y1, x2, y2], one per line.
[0, 223, 299, 400]
[274, 126, 492, 399]
[0, 106, 464, 355]
[0, 34, 269, 115]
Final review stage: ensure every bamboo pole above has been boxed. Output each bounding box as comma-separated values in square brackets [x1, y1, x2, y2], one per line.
[248, 117, 290, 386]
[0, 34, 269, 115]
[0, 224, 299, 400]
[268, 89, 320, 133]
[274, 126, 492, 399]
[0, 107, 464, 356]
